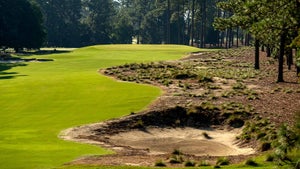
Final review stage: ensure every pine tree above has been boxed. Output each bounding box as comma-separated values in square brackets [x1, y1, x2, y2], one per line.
[0, 0, 45, 50]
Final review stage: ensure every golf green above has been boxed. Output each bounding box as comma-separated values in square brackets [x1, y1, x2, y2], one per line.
[0, 45, 200, 169]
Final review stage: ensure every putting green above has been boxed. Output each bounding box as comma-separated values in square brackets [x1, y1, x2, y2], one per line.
[0, 45, 200, 169]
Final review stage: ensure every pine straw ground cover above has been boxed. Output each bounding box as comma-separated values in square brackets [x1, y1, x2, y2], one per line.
[64, 47, 300, 168]
[103, 47, 300, 126]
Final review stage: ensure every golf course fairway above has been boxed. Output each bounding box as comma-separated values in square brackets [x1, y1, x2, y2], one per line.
[0, 45, 200, 169]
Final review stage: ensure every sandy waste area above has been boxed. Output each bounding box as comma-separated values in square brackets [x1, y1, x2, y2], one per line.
[108, 127, 254, 156]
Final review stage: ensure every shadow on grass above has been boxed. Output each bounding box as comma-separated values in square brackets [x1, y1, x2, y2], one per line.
[0, 62, 27, 80]
[0, 75, 27, 80]
[15, 49, 71, 57]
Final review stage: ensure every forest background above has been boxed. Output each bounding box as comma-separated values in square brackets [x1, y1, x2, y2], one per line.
[1, 0, 251, 48]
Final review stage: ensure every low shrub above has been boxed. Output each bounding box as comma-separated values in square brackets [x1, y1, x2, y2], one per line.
[172, 149, 183, 155]
[208, 84, 221, 90]
[232, 82, 246, 90]
[245, 159, 259, 166]
[209, 94, 218, 100]
[133, 119, 144, 128]
[168, 155, 184, 164]
[283, 88, 293, 94]
[216, 157, 230, 166]
[228, 117, 244, 128]
[155, 160, 166, 167]
[198, 160, 210, 166]
[198, 74, 213, 83]
[199, 101, 219, 111]
[261, 142, 272, 152]
[169, 158, 180, 164]
[240, 133, 251, 141]
[184, 160, 196, 167]
[256, 132, 267, 140]
[221, 91, 234, 98]
[247, 94, 259, 100]
[265, 154, 275, 162]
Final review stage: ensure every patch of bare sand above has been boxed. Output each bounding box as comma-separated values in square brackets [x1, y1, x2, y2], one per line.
[60, 122, 254, 157]
[108, 127, 254, 156]
[61, 124, 256, 167]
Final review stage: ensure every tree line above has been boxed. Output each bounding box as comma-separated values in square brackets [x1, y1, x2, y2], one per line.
[1, 0, 299, 80]
[1, 0, 228, 48]
[35, 0, 226, 47]
[1, 0, 291, 49]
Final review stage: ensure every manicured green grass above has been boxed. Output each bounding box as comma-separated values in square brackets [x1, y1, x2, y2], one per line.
[0, 45, 200, 169]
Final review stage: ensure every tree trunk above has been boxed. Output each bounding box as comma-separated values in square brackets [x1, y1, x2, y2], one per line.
[137, 19, 141, 44]
[229, 29, 232, 48]
[244, 33, 248, 46]
[166, 0, 171, 44]
[177, 1, 181, 44]
[236, 27, 239, 47]
[225, 29, 230, 49]
[230, 29, 234, 47]
[219, 32, 222, 47]
[217, 2, 221, 47]
[200, 0, 206, 48]
[182, 0, 186, 44]
[286, 48, 293, 70]
[261, 45, 265, 52]
[255, 39, 260, 69]
[277, 32, 286, 82]
[266, 45, 271, 57]
[240, 31, 244, 45]
[189, 0, 195, 46]
[245, 33, 251, 46]
[186, 0, 191, 45]
[296, 48, 300, 77]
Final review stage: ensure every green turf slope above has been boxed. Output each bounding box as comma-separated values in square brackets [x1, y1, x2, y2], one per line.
[0, 45, 200, 169]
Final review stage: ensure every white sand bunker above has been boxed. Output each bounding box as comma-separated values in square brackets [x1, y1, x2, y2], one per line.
[109, 127, 255, 156]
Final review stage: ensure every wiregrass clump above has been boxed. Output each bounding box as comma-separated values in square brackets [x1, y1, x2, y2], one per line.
[198, 160, 211, 166]
[216, 157, 230, 166]
[184, 160, 196, 167]
[155, 160, 166, 167]
[169, 155, 184, 164]
[245, 159, 259, 166]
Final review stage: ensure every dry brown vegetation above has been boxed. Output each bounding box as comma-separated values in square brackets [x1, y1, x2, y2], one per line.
[64, 47, 300, 167]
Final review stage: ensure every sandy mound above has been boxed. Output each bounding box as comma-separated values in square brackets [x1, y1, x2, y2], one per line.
[108, 127, 254, 156]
